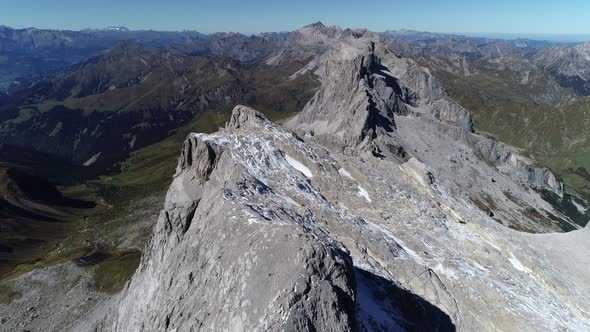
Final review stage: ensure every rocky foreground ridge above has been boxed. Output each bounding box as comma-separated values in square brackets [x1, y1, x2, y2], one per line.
[76, 33, 590, 331]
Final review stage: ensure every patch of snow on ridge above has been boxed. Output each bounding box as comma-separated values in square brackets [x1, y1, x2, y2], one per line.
[247, 218, 261, 225]
[338, 167, 353, 179]
[357, 185, 371, 202]
[434, 262, 458, 280]
[128, 135, 136, 149]
[508, 253, 530, 273]
[365, 222, 426, 266]
[285, 154, 313, 178]
[83, 152, 101, 166]
[572, 199, 587, 214]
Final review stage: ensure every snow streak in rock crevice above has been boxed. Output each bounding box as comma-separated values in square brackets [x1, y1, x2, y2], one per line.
[285, 154, 313, 178]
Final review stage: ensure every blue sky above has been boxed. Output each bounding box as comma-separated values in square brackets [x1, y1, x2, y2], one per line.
[1, 0, 590, 35]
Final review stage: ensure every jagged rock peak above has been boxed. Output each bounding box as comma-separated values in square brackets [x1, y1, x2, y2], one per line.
[287, 39, 414, 153]
[177, 134, 224, 185]
[297, 21, 343, 38]
[289, 36, 564, 200]
[226, 104, 270, 129]
[305, 21, 326, 29]
[288, 36, 475, 154]
[85, 105, 371, 331]
[178, 105, 270, 183]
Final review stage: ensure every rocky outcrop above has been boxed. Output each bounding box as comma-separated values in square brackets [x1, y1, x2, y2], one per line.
[91, 109, 358, 331]
[226, 104, 270, 129]
[288, 41, 394, 148]
[83, 102, 590, 331]
[535, 42, 590, 95]
[473, 137, 564, 195]
[288, 37, 473, 154]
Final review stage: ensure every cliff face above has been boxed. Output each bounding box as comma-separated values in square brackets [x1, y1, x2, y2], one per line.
[80, 35, 589, 332]
[288, 39, 473, 151]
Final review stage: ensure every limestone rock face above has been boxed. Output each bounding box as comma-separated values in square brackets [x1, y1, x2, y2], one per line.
[473, 138, 564, 196]
[288, 38, 473, 152]
[226, 104, 270, 129]
[91, 112, 359, 331]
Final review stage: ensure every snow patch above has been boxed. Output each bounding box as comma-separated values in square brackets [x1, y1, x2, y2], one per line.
[433, 262, 458, 280]
[83, 152, 102, 166]
[520, 71, 530, 84]
[508, 254, 529, 273]
[278, 194, 301, 207]
[247, 218, 261, 225]
[338, 167, 353, 179]
[572, 199, 587, 214]
[285, 154, 313, 178]
[357, 185, 371, 202]
[128, 135, 137, 149]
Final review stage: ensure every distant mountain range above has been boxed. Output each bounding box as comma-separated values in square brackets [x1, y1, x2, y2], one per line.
[3, 25, 588, 93]
[0, 25, 206, 92]
[0, 21, 589, 257]
[382, 29, 563, 49]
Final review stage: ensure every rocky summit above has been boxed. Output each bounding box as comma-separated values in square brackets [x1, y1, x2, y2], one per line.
[71, 33, 590, 331]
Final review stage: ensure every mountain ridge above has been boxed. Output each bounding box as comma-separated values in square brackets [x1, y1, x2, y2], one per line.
[72, 32, 590, 331]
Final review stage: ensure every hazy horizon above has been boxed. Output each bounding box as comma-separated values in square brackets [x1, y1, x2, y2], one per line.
[2, 22, 590, 44]
[1, 0, 590, 38]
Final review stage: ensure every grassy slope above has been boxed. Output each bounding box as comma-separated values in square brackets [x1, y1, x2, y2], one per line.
[0, 166, 99, 278]
[8, 58, 316, 116]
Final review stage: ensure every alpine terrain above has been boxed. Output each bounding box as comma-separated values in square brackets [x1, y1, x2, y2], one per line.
[70, 29, 589, 331]
[0, 22, 588, 332]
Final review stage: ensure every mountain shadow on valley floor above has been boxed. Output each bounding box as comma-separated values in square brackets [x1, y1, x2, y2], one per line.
[6, 168, 95, 209]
